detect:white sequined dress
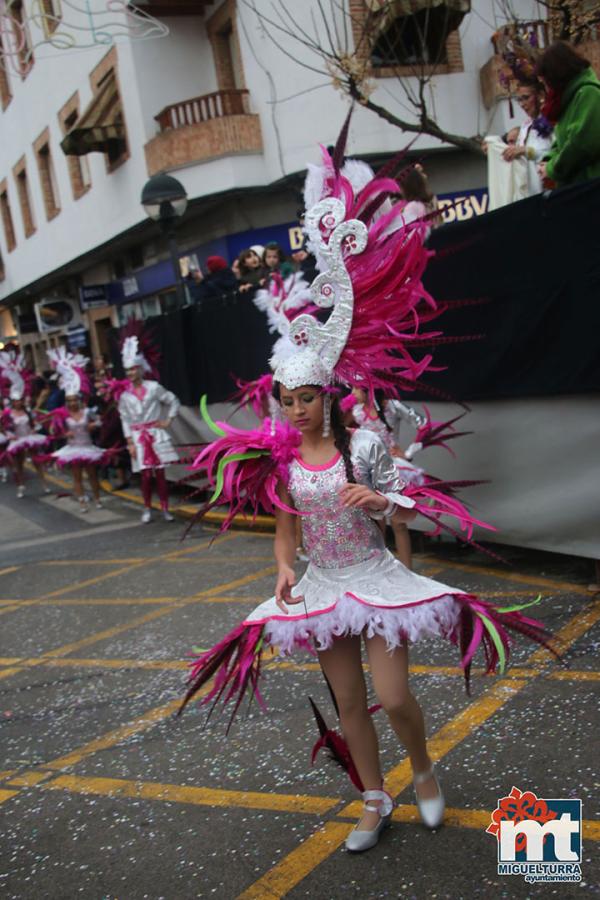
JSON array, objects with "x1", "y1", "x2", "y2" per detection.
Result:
[
  {"x1": 244, "y1": 430, "x2": 470, "y2": 654},
  {"x1": 52, "y1": 409, "x2": 105, "y2": 466},
  {"x1": 6, "y1": 412, "x2": 49, "y2": 455}
]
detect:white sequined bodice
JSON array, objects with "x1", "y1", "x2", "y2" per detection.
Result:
[
  {"x1": 288, "y1": 454, "x2": 385, "y2": 569},
  {"x1": 67, "y1": 411, "x2": 94, "y2": 447},
  {"x1": 11, "y1": 412, "x2": 33, "y2": 439}
]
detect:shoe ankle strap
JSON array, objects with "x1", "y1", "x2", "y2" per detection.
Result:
[
  {"x1": 413, "y1": 766, "x2": 435, "y2": 785},
  {"x1": 362, "y1": 789, "x2": 393, "y2": 816}
]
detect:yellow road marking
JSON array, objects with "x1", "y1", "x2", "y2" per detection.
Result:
[
  {"x1": 0, "y1": 658, "x2": 22, "y2": 665},
  {"x1": 432, "y1": 558, "x2": 591, "y2": 596},
  {"x1": 0, "y1": 566, "x2": 20, "y2": 576},
  {"x1": 549, "y1": 669, "x2": 600, "y2": 681},
  {"x1": 0, "y1": 602, "x2": 37, "y2": 616},
  {"x1": 41, "y1": 559, "x2": 148, "y2": 566},
  {"x1": 45, "y1": 699, "x2": 182, "y2": 771},
  {"x1": 0, "y1": 789, "x2": 19, "y2": 805},
  {"x1": 43, "y1": 657, "x2": 188, "y2": 671},
  {"x1": 0, "y1": 597, "x2": 180, "y2": 608},
  {"x1": 0, "y1": 562, "x2": 276, "y2": 682},
  {"x1": 43, "y1": 775, "x2": 339, "y2": 815},
  {"x1": 0, "y1": 770, "x2": 17, "y2": 781},
  {"x1": 528, "y1": 598, "x2": 600, "y2": 664},
  {"x1": 388, "y1": 804, "x2": 600, "y2": 840},
  {"x1": 236, "y1": 822, "x2": 351, "y2": 900},
  {"x1": 7, "y1": 771, "x2": 52, "y2": 787}
]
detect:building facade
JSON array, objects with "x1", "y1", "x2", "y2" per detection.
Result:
[{"x1": 0, "y1": 0, "x2": 544, "y2": 368}]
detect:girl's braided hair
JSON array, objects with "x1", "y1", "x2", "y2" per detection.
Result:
[
  {"x1": 272, "y1": 383, "x2": 356, "y2": 484},
  {"x1": 374, "y1": 388, "x2": 391, "y2": 432}
]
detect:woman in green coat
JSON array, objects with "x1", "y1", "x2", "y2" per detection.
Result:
[{"x1": 536, "y1": 41, "x2": 600, "y2": 188}]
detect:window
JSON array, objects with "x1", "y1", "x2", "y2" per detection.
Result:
[
  {"x1": 9, "y1": 1, "x2": 34, "y2": 76},
  {"x1": 0, "y1": 42, "x2": 12, "y2": 109},
  {"x1": 371, "y1": 8, "x2": 452, "y2": 67},
  {"x1": 34, "y1": 130, "x2": 61, "y2": 220},
  {"x1": 0, "y1": 182, "x2": 16, "y2": 251},
  {"x1": 208, "y1": 0, "x2": 245, "y2": 91},
  {"x1": 350, "y1": 1, "x2": 465, "y2": 77},
  {"x1": 40, "y1": 0, "x2": 61, "y2": 37},
  {"x1": 13, "y1": 158, "x2": 36, "y2": 238},
  {"x1": 58, "y1": 94, "x2": 92, "y2": 200}
]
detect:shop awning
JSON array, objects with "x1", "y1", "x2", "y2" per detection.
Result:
[{"x1": 60, "y1": 71, "x2": 126, "y2": 157}]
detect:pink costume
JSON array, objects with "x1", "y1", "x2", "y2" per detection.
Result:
[
  {"x1": 51, "y1": 408, "x2": 105, "y2": 467},
  {"x1": 6, "y1": 411, "x2": 48, "y2": 456},
  {"x1": 118, "y1": 380, "x2": 179, "y2": 474},
  {"x1": 181, "y1": 143, "x2": 556, "y2": 727},
  {"x1": 352, "y1": 401, "x2": 425, "y2": 487},
  {"x1": 244, "y1": 429, "x2": 463, "y2": 654}
]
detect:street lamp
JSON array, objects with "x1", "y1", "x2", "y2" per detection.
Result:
[{"x1": 141, "y1": 173, "x2": 189, "y2": 307}]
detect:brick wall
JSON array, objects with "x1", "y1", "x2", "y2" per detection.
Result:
[{"x1": 145, "y1": 114, "x2": 263, "y2": 176}]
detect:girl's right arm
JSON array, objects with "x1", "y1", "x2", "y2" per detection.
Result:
[{"x1": 274, "y1": 482, "x2": 301, "y2": 613}]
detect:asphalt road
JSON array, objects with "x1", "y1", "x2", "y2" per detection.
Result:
[{"x1": 0, "y1": 471, "x2": 598, "y2": 899}]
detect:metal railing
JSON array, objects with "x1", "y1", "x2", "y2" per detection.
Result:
[{"x1": 155, "y1": 89, "x2": 250, "y2": 132}]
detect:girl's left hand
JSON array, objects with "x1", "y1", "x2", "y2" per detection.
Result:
[{"x1": 339, "y1": 483, "x2": 387, "y2": 512}]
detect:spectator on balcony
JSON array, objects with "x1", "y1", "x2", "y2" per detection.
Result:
[
  {"x1": 535, "y1": 41, "x2": 600, "y2": 188},
  {"x1": 191, "y1": 256, "x2": 237, "y2": 303},
  {"x1": 237, "y1": 248, "x2": 267, "y2": 294},
  {"x1": 263, "y1": 242, "x2": 294, "y2": 280},
  {"x1": 501, "y1": 81, "x2": 553, "y2": 196}
]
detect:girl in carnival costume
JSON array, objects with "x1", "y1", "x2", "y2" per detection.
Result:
[
  {"x1": 117, "y1": 326, "x2": 180, "y2": 524},
  {"x1": 181, "y1": 144, "x2": 558, "y2": 853},
  {"x1": 349, "y1": 387, "x2": 473, "y2": 568},
  {"x1": 47, "y1": 349, "x2": 106, "y2": 513},
  {"x1": 0, "y1": 350, "x2": 50, "y2": 498}
]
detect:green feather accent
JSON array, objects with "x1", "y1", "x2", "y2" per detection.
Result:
[
  {"x1": 254, "y1": 633, "x2": 265, "y2": 656},
  {"x1": 199, "y1": 394, "x2": 225, "y2": 437},
  {"x1": 495, "y1": 594, "x2": 542, "y2": 614},
  {"x1": 479, "y1": 613, "x2": 507, "y2": 673},
  {"x1": 210, "y1": 450, "x2": 265, "y2": 504}
]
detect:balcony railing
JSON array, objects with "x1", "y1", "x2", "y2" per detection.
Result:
[{"x1": 155, "y1": 89, "x2": 250, "y2": 132}]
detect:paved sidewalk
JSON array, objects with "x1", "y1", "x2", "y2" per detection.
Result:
[{"x1": 0, "y1": 477, "x2": 598, "y2": 899}]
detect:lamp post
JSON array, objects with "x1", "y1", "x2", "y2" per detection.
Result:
[{"x1": 141, "y1": 174, "x2": 189, "y2": 307}]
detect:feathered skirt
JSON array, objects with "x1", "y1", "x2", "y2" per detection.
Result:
[
  {"x1": 52, "y1": 444, "x2": 105, "y2": 467},
  {"x1": 180, "y1": 548, "x2": 557, "y2": 724},
  {"x1": 7, "y1": 434, "x2": 50, "y2": 455},
  {"x1": 244, "y1": 549, "x2": 463, "y2": 653}
]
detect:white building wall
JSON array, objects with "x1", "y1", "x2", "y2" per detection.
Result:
[{"x1": 0, "y1": 0, "x2": 545, "y2": 302}]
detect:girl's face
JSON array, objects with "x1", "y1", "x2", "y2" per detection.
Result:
[
  {"x1": 66, "y1": 395, "x2": 81, "y2": 412},
  {"x1": 264, "y1": 249, "x2": 280, "y2": 269},
  {"x1": 126, "y1": 365, "x2": 143, "y2": 385},
  {"x1": 279, "y1": 384, "x2": 324, "y2": 433},
  {"x1": 12, "y1": 399, "x2": 24, "y2": 411},
  {"x1": 352, "y1": 387, "x2": 367, "y2": 404},
  {"x1": 246, "y1": 251, "x2": 260, "y2": 269}
]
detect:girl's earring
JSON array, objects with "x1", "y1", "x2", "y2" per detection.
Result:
[{"x1": 322, "y1": 393, "x2": 331, "y2": 437}]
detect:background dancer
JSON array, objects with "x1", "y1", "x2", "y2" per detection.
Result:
[
  {"x1": 118, "y1": 333, "x2": 180, "y2": 523},
  {"x1": 48, "y1": 349, "x2": 105, "y2": 513},
  {"x1": 0, "y1": 350, "x2": 50, "y2": 498}
]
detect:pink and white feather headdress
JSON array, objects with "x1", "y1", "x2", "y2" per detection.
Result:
[
  {"x1": 119, "y1": 321, "x2": 161, "y2": 379},
  {"x1": 0, "y1": 349, "x2": 32, "y2": 401},
  {"x1": 47, "y1": 347, "x2": 90, "y2": 397},
  {"x1": 272, "y1": 145, "x2": 439, "y2": 397}
]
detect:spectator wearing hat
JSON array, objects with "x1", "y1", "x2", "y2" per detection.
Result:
[{"x1": 190, "y1": 256, "x2": 237, "y2": 303}]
